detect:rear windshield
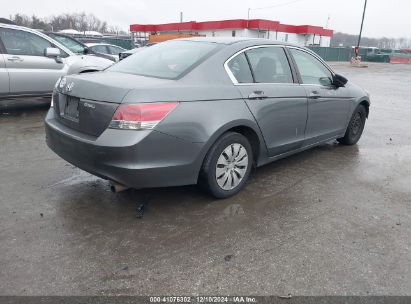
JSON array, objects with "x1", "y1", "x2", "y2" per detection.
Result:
[{"x1": 108, "y1": 40, "x2": 219, "y2": 79}]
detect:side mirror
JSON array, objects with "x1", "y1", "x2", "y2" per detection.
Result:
[
  {"x1": 83, "y1": 47, "x2": 90, "y2": 55},
  {"x1": 333, "y1": 73, "x2": 348, "y2": 87},
  {"x1": 45, "y1": 47, "x2": 61, "y2": 58}
]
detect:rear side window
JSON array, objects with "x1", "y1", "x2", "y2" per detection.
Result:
[
  {"x1": 246, "y1": 47, "x2": 293, "y2": 83},
  {"x1": 0, "y1": 28, "x2": 53, "y2": 56},
  {"x1": 227, "y1": 53, "x2": 253, "y2": 83},
  {"x1": 109, "y1": 40, "x2": 219, "y2": 79}
]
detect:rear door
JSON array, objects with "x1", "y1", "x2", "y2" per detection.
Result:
[
  {"x1": 226, "y1": 45, "x2": 308, "y2": 156},
  {"x1": 288, "y1": 48, "x2": 352, "y2": 145},
  {"x1": 0, "y1": 27, "x2": 66, "y2": 95}
]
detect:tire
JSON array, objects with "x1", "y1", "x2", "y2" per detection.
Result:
[
  {"x1": 337, "y1": 104, "x2": 367, "y2": 145},
  {"x1": 201, "y1": 132, "x2": 253, "y2": 199}
]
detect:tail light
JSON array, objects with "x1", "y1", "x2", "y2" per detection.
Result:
[{"x1": 109, "y1": 102, "x2": 179, "y2": 130}]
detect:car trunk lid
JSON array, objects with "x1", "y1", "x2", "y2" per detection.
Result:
[{"x1": 54, "y1": 71, "x2": 173, "y2": 137}]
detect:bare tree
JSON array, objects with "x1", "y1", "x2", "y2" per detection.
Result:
[
  {"x1": 9, "y1": 12, "x2": 123, "y2": 34},
  {"x1": 331, "y1": 32, "x2": 410, "y2": 49}
]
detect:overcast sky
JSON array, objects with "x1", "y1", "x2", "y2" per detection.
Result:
[{"x1": 3, "y1": 0, "x2": 408, "y2": 38}]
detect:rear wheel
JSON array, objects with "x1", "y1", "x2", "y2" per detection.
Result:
[
  {"x1": 201, "y1": 132, "x2": 253, "y2": 199},
  {"x1": 337, "y1": 104, "x2": 367, "y2": 145}
]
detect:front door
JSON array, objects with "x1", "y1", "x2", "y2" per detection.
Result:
[
  {"x1": 288, "y1": 48, "x2": 352, "y2": 145},
  {"x1": 0, "y1": 27, "x2": 66, "y2": 95},
  {"x1": 226, "y1": 46, "x2": 308, "y2": 156}
]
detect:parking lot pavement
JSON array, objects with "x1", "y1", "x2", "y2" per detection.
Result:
[{"x1": 0, "y1": 63, "x2": 410, "y2": 296}]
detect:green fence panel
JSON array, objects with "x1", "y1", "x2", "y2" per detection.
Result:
[
  {"x1": 102, "y1": 38, "x2": 134, "y2": 50},
  {"x1": 307, "y1": 47, "x2": 410, "y2": 62},
  {"x1": 307, "y1": 47, "x2": 354, "y2": 62}
]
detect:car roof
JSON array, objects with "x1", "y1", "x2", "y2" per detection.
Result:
[
  {"x1": 0, "y1": 22, "x2": 31, "y2": 31},
  {"x1": 0, "y1": 18, "x2": 16, "y2": 25}
]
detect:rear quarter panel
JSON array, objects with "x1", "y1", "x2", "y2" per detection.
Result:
[{"x1": 155, "y1": 98, "x2": 268, "y2": 168}]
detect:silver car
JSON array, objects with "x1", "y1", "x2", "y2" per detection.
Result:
[
  {"x1": 85, "y1": 43, "x2": 126, "y2": 62},
  {"x1": 45, "y1": 38, "x2": 370, "y2": 198},
  {"x1": 0, "y1": 23, "x2": 113, "y2": 104}
]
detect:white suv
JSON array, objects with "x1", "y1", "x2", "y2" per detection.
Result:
[{"x1": 0, "y1": 23, "x2": 113, "y2": 104}]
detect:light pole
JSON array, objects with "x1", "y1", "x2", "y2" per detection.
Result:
[{"x1": 357, "y1": 0, "x2": 368, "y2": 48}]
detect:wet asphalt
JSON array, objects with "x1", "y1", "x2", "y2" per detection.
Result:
[{"x1": 0, "y1": 63, "x2": 410, "y2": 296}]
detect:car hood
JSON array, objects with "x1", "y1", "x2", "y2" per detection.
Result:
[{"x1": 65, "y1": 55, "x2": 114, "y2": 75}]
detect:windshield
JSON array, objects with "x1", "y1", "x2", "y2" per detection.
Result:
[
  {"x1": 49, "y1": 34, "x2": 85, "y2": 54},
  {"x1": 108, "y1": 40, "x2": 220, "y2": 79}
]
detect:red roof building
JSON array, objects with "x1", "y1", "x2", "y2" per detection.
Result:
[{"x1": 130, "y1": 19, "x2": 333, "y2": 46}]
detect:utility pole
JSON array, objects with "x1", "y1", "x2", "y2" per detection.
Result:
[
  {"x1": 180, "y1": 12, "x2": 183, "y2": 23},
  {"x1": 357, "y1": 0, "x2": 368, "y2": 48}
]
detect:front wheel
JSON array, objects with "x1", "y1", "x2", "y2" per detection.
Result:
[
  {"x1": 337, "y1": 104, "x2": 367, "y2": 145},
  {"x1": 201, "y1": 132, "x2": 253, "y2": 199}
]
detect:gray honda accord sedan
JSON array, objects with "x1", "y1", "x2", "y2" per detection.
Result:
[{"x1": 45, "y1": 37, "x2": 370, "y2": 198}]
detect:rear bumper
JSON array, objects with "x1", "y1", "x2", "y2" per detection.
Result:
[{"x1": 45, "y1": 110, "x2": 205, "y2": 189}]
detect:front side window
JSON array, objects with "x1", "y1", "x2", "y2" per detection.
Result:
[
  {"x1": 0, "y1": 28, "x2": 53, "y2": 56},
  {"x1": 227, "y1": 53, "x2": 253, "y2": 83},
  {"x1": 290, "y1": 48, "x2": 333, "y2": 86},
  {"x1": 109, "y1": 40, "x2": 219, "y2": 79},
  {"x1": 246, "y1": 47, "x2": 293, "y2": 84}
]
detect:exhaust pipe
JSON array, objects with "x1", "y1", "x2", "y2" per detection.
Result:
[{"x1": 110, "y1": 182, "x2": 129, "y2": 193}]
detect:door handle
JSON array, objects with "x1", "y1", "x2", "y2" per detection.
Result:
[
  {"x1": 248, "y1": 91, "x2": 267, "y2": 100},
  {"x1": 309, "y1": 90, "x2": 320, "y2": 99},
  {"x1": 7, "y1": 56, "x2": 24, "y2": 62}
]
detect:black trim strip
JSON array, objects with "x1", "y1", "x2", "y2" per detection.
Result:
[
  {"x1": 285, "y1": 47, "x2": 303, "y2": 84},
  {"x1": 244, "y1": 52, "x2": 256, "y2": 83},
  {"x1": 284, "y1": 47, "x2": 300, "y2": 84}
]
